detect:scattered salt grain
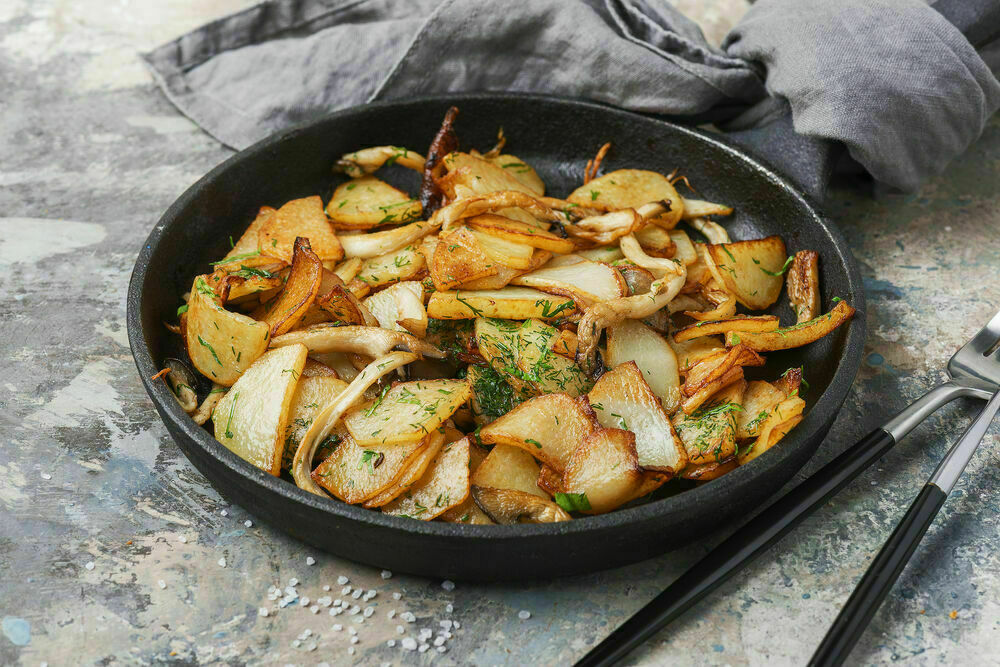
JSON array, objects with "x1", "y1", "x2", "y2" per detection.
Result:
[
  {"x1": 364, "y1": 607, "x2": 374, "y2": 618},
  {"x1": 332, "y1": 624, "x2": 342, "y2": 632},
  {"x1": 347, "y1": 647, "x2": 355, "y2": 655},
  {"x1": 310, "y1": 606, "x2": 320, "y2": 614},
  {"x1": 352, "y1": 589, "x2": 363, "y2": 600},
  {"x1": 419, "y1": 629, "x2": 432, "y2": 641},
  {"x1": 337, "y1": 575, "x2": 349, "y2": 585},
  {"x1": 291, "y1": 639, "x2": 300, "y2": 648},
  {"x1": 354, "y1": 616, "x2": 365, "y2": 624},
  {"x1": 441, "y1": 580, "x2": 455, "y2": 591},
  {"x1": 387, "y1": 640, "x2": 396, "y2": 647},
  {"x1": 220, "y1": 509, "x2": 228, "y2": 517},
  {"x1": 258, "y1": 607, "x2": 269, "y2": 617},
  {"x1": 40, "y1": 473, "x2": 51, "y2": 480},
  {"x1": 306, "y1": 642, "x2": 317, "y2": 652},
  {"x1": 178, "y1": 536, "x2": 187, "y2": 544},
  {"x1": 439, "y1": 620, "x2": 453, "y2": 631},
  {"x1": 445, "y1": 603, "x2": 454, "y2": 613},
  {"x1": 217, "y1": 558, "x2": 227, "y2": 568},
  {"x1": 418, "y1": 644, "x2": 429, "y2": 653},
  {"x1": 454, "y1": 621, "x2": 460, "y2": 629},
  {"x1": 306, "y1": 556, "x2": 316, "y2": 566},
  {"x1": 289, "y1": 577, "x2": 299, "y2": 587},
  {"x1": 302, "y1": 629, "x2": 312, "y2": 638},
  {"x1": 393, "y1": 592, "x2": 402, "y2": 600},
  {"x1": 381, "y1": 569, "x2": 393, "y2": 579},
  {"x1": 318, "y1": 596, "x2": 332, "y2": 607},
  {"x1": 244, "y1": 520, "x2": 253, "y2": 528},
  {"x1": 350, "y1": 636, "x2": 359, "y2": 645},
  {"x1": 300, "y1": 597, "x2": 311, "y2": 607},
  {"x1": 518, "y1": 610, "x2": 531, "y2": 620},
  {"x1": 85, "y1": 561, "x2": 95, "y2": 571},
  {"x1": 400, "y1": 611, "x2": 416, "y2": 623},
  {"x1": 401, "y1": 638, "x2": 417, "y2": 651},
  {"x1": 434, "y1": 636, "x2": 445, "y2": 647},
  {"x1": 348, "y1": 627, "x2": 357, "y2": 636},
  {"x1": 158, "y1": 580, "x2": 166, "y2": 590},
  {"x1": 396, "y1": 625, "x2": 404, "y2": 635},
  {"x1": 437, "y1": 646, "x2": 447, "y2": 654},
  {"x1": 323, "y1": 585, "x2": 331, "y2": 591},
  {"x1": 341, "y1": 586, "x2": 352, "y2": 595},
  {"x1": 387, "y1": 610, "x2": 396, "y2": 619}
]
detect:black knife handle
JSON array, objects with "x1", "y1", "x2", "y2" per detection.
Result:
[
  {"x1": 809, "y1": 484, "x2": 948, "y2": 667},
  {"x1": 575, "y1": 428, "x2": 896, "y2": 667}
]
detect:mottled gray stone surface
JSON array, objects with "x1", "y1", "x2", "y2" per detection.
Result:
[{"x1": 2, "y1": 1, "x2": 998, "y2": 665}]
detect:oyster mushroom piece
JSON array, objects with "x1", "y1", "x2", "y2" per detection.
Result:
[
  {"x1": 470, "y1": 486, "x2": 571, "y2": 524},
  {"x1": 270, "y1": 325, "x2": 444, "y2": 360},
  {"x1": 334, "y1": 146, "x2": 426, "y2": 178}
]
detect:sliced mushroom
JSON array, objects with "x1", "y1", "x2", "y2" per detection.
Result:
[
  {"x1": 270, "y1": 324, "x2": 444, "y2": 359},
  {"x1": 162, "y1": 357, "x2": 199, "y2": 413},
  {"x1": 431, "y1": 191, "x2": 562, "y2": 233},
  {"x1": 687, "y1": 216, "x2": 729, "y2": 244},
  {"x1": 292, "y1": 351, "x2": 417, "y2": 495},
  {"x1": 470, "y1": 485, "x2": 571, "y2": 524},
  {"x1": 338, "y1": 220, "x2": 436, "y2": 259},
  {"x1": 334, "y1": 145, "x2": 426, "y2": 178},
  {"x1": 191, "y1": 383, "x2": 226, "y2": 425},
  {"x1": 420, "y1": 106, "x2": 460, "y2": 215},
  {"x1": 787, "y1": 250, "x2": 820, "y2": 323}
]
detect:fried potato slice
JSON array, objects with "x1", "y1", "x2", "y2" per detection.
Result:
[
  {"x1": 516, "y1": 319, "x2": 593, "y2": 397},
  {"x1": 382, "y1": 437, "x2": 471, "y2": 520},
  {"x1": 185, "y1": 275, "x2": 270, "y2": 386},
  {"x1": 471, "y1": 443, "x2": 548, "y2": 498},
  {"x1": 315, "y1": 281, "x2": 374, "y2": 327},
  {"x1": 470, "y1": 228, "x2": 536, "y2": 270},
  {"x1": 362, "y1": 429, "x2": 447, "y2": 508},
  {"x1": 347, "y1": 243, "x2": 426, "y2": 298},
  {"x1": 343, "y1": 378, "x2": 471, "y2": 447},
  {"x1": 511, "y1": 259, "x2": 628, "y2": 306},
  {"x1": 326, "y1": 175, "x2": 421, "y2": 228},
  {"x1": 567, "y1": 169, "x2": 683, "y2": 228},
  {"x1": 682, "y1": 456, "x2": 737, "y2": 481},
  {"x1": 466, "y1": 213, "x2": 574, "y2": 254},
  {"x1": 261, "y1": 237, "x2": 323, "y2": 337},
  {"x1": 482, "y1": 153, "x2": 546, "y2": 195},
  {"x1": 441, "y1": 152, "x2": 542, "y2": 197},
  {"x1": 439, "y1": 443, "x2": 495, "y2": 524},
  {"x1": 258, "y1": 196, "x2": 344, "y2": 263},
  {"x1": 606, "y1": 319, "x2": 681, "y2": 413},
  {"x1": 363, "y1": 281, "x2": 426, "y2": 336},
  {"x1": 673, "y1": 315, "x2": 780, "y2": 343},
  {"x1": 281, "y1": 375, "x2": 349, "y2": 470},
  {"x1": 460, "y1": 248, "x2": 552, "y2": 290},
  {"x1": 669, "y1": 335, "x2": 726, "y2": 373},
  {"x1": 334, "y1": 145, "x2": 425, "y2": 177},
  {"x1": 536, "y1": 465, "x2": 563, "y2": 496},
  {"x1": 332, "y1": 257, "x2": 363, "y2": 283},
  {"x1": 725, "y1": 301, "x2": 856, "y2": 351},
  {"x1": 431, "y1": 227, "x2": 499, "y2": 290},
  {"x1": 311, "y1": 432, "x2": 427, "y2": 504},
  {"x1": 672, "y1": 381, "x2": 744, "y2": 465},
  {"x1": 787, "y1": 250, "x2": 820, "y2": 323},
  {"x1": 739, "y1": 414, "x2": 803, "y2": 465},
  {"x1": 682, "y1": 344, "x2": 764, "y2": 398},
  {"x1": 576, "y1": 246, "x2": 624, "y2": 263},
  {"x1": 680, "y1": 197, "x2": 733, "y2": 219},
  {"x1": 704, "y1": 236, "x2": 787, "y2": 310},
  {"x1": 478, "y1": 393, "x2": 596, "y2": 473},
  {"x1": 634, "y1": 224, "x2": 677, "y2": 258},
  {"x1": 587, "y1": 362, "x2": 687, "y2": 473},
  {"x1": 562, "y1": 428, "x2": 643, "y2": 514},
  {"x1": 339, "y1": 221, "x2": 435, "y2": 259},
  {"x1": 474, "y1": 317, "x2": 534, "y2": 399},
  {"x1": 224, "y1": 206, "x2": 275, "y2": 259},
  {"x1": 551, "y1": 328, "x2": 579, "y2": 359},
  {"x1": 735, "y1": 380, "x2": 790, "y2": 440},
  {"x1": 212, "y1": 343, "x2": 307, "y2": 475},
  {"x1": 427, "y1": 287, "x2": 576, "y2": 321}
]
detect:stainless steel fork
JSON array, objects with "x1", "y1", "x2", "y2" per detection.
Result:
[
  {"x1": 811, "y1": 309, "x2": 1000, "y2": 666},
  {"x1": 577, "y1": 307, "x2": 1000, "y2": 667}
]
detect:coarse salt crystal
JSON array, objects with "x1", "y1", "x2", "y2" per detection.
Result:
[
  {"x1": 387, "y1": 640, "x2": 396, "y2": 647},
  {"x1": 434, "y1": 636, "x2": 445, "y2": 647},
  {"x1": 396, "y1": 625, "x2": 404, "y2": 634},
  {"x1": 85, "y1": 561, "x2": 95, "y2": 571},
  {"x1": 291, "y1": 639, "x2": 300, "y2": 648},
  {"x1": 401, "y1": 612, "x2": 416, "y2": 623},
  {"x1": 332, "y1": 624, "x2": 342, "y2": 631},
  {"x1": 364, "y1": 607, "x2": 374, "y2": 618},
  {"x1": 306, "y1": 556, "x2": 316, "y2": 566},
  {"x1": 221, "y1": 509, "x2": 228, "y2": 517},
  {"x1": 218, "y1": 558, "x2": 227, "y2": 568},
  {"x1": 354, "y1": 616, "x2": 365, "y2": 624},
  {"x1": 158, "y1": 580, "x2": 166, "y2": 590},
  {"x1": 401, "y1": 638, "x2": 417, "y2": 651},
  {"x1": 437, "y1": 646, "x2": 447, "y2": 654},
  {"x1": 300, "y1": 597, "x2": 311, "y2": 606},
  {"x1": 310, "y1": 606, "x2": 320, "y2": 614},
  {"x1": 347, "y1": 647, "x2": 355, "y2": 655},
  {"x1": 393, "y1": 592, "x2": 402, "y2": 600},
  {"x1": 518, "y1": 610, "x2": 531, "y2": 620},
  {"x1": 350, "y1": 636, "x2": 359, "y2": 645},
  {"x1": 352, "y1": 589, "x2": 363, "y2": 600},
  {"x1": 244, "y1": 520, "x2": 253, "y2": 528},
  {"x1": 319, "y1": 596, "x2": 332, "y2": 607},
  {"x1": 441, "y1": 580, "x2": 455, "y2": 591},
  {"x1": 289, "y1": 578, "x2": 299, "y2": 587},
  {"x1": 41, "y1": 473, "x2": 52, "y2": 480},
  {"x1": 337, "y1": 575, "x2": 349, "y2": 585},
  {"x1": 445, "y1": 603, "x2": 454, "y2": 613},
  {"x1": 178, "y1": 536, "x2": 187, "y2": 543},
  {"x1": 418, "y1": 644, "x2": 429, "y2": 653},
  {"x1": 348, "y1": 627, "x2": 357, "y2": 636},
  {"x1": 323, "y1": 585, "x2": 331, "y2": 591},
  {"x1": 258, "y1": 607, "x2": 269, "y2": 617},
  {"x1": 440, "y1": 620, "x2": 453, "y2": 630},
  {"x1": 341, "y1": 586, "x2": 352, "y2": 595},
  {"x1": 453, "y1": 621, "x2": 460, "y2": 629},
  {"x1": 302, "y1": 629, "x2": 312, "y2": 638},
  {"x1": 381, "y1": 570, "x2": 392, "y2": 579},
  {"x1": 306, "y1": 642, "x2": 317, "y2": 652},
  {"x1": 387, "y1": 610, "x2": 396, "y2": 619}
]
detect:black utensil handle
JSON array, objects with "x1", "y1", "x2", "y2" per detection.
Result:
[
  {"x1": 809, "y1": 484, "x2": 948, "y2": 667},
  {"x1": 575, "y1": 428, "x2": 896, "y2": 667}
]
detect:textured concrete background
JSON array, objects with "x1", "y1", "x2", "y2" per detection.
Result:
[{"x1": 2, "y1": 1, "x2": 999, "y2": 665}]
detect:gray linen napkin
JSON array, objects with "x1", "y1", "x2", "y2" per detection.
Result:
[{"x1": 143, "y1": 0, "x2": 1000, "y2": 194}]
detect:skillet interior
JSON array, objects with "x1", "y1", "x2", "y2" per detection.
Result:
[{"x1": 127, "y1": 94, "x2": 865, "y2": 581}]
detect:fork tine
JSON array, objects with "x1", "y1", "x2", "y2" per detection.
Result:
[{"x1": 962, "y1": 307, "x2": 1000, "y2": 356}]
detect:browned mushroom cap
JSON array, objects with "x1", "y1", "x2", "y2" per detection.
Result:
[
  {"x1": 270, "y1": 324, "x2": 444, "y2": 359},
  {"x1": 470, "y1": 485, "x2": 571, "y2": 524}
]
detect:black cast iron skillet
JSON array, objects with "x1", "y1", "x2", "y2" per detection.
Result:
[{"x1": 127, "y1": 94, "x2": 865, "y2": 581}]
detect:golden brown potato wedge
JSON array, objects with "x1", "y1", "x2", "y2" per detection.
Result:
[
  {"x1": 347, "y1": 243, "x2": 426, "y2": 298},
  {"x1": 212, "y1": 343, "x2": 308, "y2": 475},
  {"x1": 682, "y1": 456, "x2": 737, "y2": 481},
  {"x1": 680, "y1": 366, "x2": 744, "y2": 415},
  {"x1": 362, "y1": 429, "x2": 447, "y2": 508},
  {"x1": 735, "y1": 380, "x2": 789, "y2": 440},
  {"x1": 511, "y1": 259, "x2": 627, "y2": 306},
  {"x1": 606, "y1": 319, "x2": 681, "y2": 413},
  {"x1": 536, "y1": 465, "x2": 563, "y2": 496},
  {"x1": 669, "y1": 335, "x2": 726, "y2": 374},
  {"x1": 427, "y1": 287, "x2": 576, "y2": 321},
  {"x1": 461, "y1": 249, "x2": 552, "y2": 290},
  {"x1": 470, "y1": 228, "x2": 536, "y2": 270},
  {"x1": 185, "y1": 275, "x2": 269, "y2": 386},
  {"x1": 682, "y1": 344, "x2": 764, "y2": 398},
  {"x1": 551, "y1": 327, "x2": 579, "y2": 359},
  {"x1": 471, "y1": 443, "x2": 548, "y2": 498},
  {"x1": 382, "y1": 437, "x2": 471, "y2": 520},
  {"x1": 672, "y1": 380, "x2": 744, "y2": 465},
  {"x1": 326, "y1": 175, "x2": 421, "y2": 228},
  {"x1": 562, "y1": 428, "x2": 643, "y2": 514},
  {"x1": 725, "y1": 301, "x2": 856, "y2": 351},
  {"x1": 261, "y1": 237, "x2": 324, "y2": 337},
  {"x1": 739, "y1": 414, "x2": 803, "y2": 465},
  {"x1": 474, "y1": 317, "x2": 534, "y2": 398},
  {"x1": 440, "y1": 152, "x2": 542, "y2": 197},
  {"x1": 482, "y1": 153, "x2": 546, "y2": 195},
  {"x1": 673, "y1": 315, "x2": 780, "y2": 343},
  {"x1": 466, "y1": 214, "x2": 574, "y2": 254},
  {"x1": 431, "y1": 227, "x2": 499, "y2": 290},
  {"x1": 258, "y1": 196, "x2": 344, "y2": 263},
  {"x1": 439, "y1": 443, "x2": 495, "y2": 524},
  {"x1": 343, "y1": 378, "x2": 471, "y2": 446},
  {"x1": 478, "y1": 393, "x2": 596, "y2": 473},
  {"x1": 515, "y1": 319, "x2": 593, "y2": 397},
  {"x1": 704, "y1": 236, "x2": 787, "y2": 310},
  {"x1": 787, "y1": 250, "x2": 821, "y2": 323},
  {"x1": 332, "y1": 256, "x2": 363, "y2": 283},
  {"x1": 311, "y1": 432, "x2": 427, "y2": 504},
  {"x1": 586, "y1": 362, "x2": 687, "y2": 473},
  {"x1": 224, "y1": 206, "x2": 275, "y2": 259},
  {"x1": 567, "y1": 169, "x2": 683, "y2": 228}
]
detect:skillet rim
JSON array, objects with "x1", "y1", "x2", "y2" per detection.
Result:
[{"x1": 127, "y1": 92, "x2": 866, "y2": 542}]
